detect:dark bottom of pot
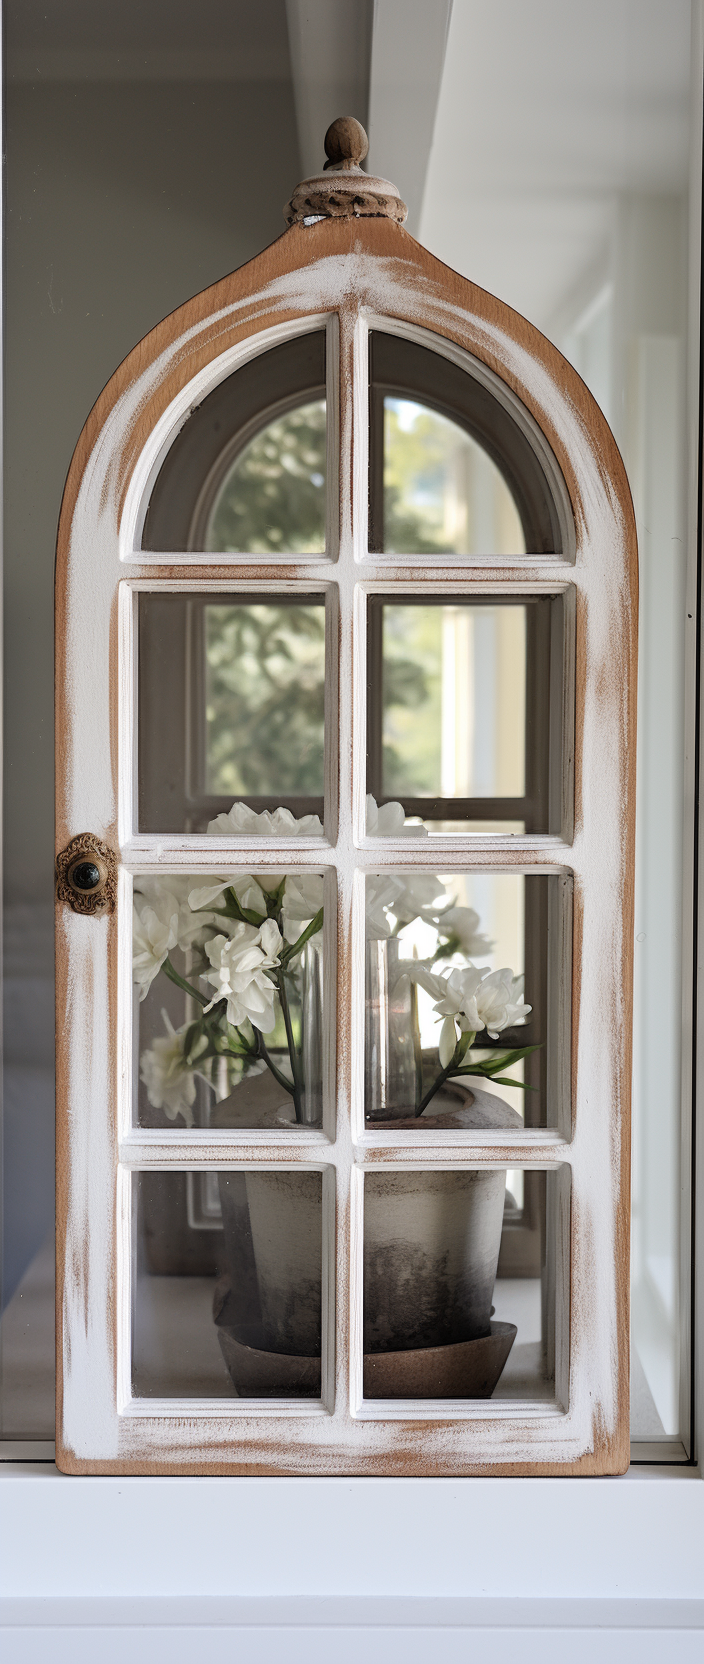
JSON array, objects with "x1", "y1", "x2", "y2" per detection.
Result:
[{"x1": 216, "y1": 1321, "x2": 517, "y2": 1400}]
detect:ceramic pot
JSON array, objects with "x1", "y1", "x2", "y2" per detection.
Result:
[
  {"x1": 364, "y1": 1085, "x2": 522, "y2": 1354},
  {"x1": 217, "y1": 1084, "x2": 521, "y2": 1376},
  {"x1": 218, "y1": 1168, "x2": 322, "y2": 1357},
  {"x1": 364, "y1": 1165, "x2": 506, "y2": 1352}
]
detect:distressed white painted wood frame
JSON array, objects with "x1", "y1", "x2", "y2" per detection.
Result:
[{"x1": 55, "y1": 217, "x2": 636, "y2": 1474}]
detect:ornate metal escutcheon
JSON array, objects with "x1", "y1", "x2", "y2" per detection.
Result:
[{"x1": 55, "y1": 833, "x2": 117, "y2": 915}]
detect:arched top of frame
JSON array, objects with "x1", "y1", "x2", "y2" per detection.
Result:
[{"x1": 55, "y1": 212, "x2": 637, "y2": 587}]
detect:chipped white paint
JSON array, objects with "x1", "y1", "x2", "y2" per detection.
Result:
[{"x1": 55, "y1": 220, "x2": 635, "y2": 1473}]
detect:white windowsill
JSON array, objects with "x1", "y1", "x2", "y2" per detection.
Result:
[{"x1": 1, "y1": 1464, "x2": 702, "y2": 1615}]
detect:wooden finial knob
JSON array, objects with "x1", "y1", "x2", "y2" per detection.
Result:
[{"x1": 324, "y1": 116, "x2": 369, "y2": 171}]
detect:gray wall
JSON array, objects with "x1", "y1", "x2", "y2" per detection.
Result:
[
  {"x1": 1, "y1": 45, "x2": 301, "y2": 1343},
  {"x1": 5, "y1": 71, "x2": 300, "y2": 906}
]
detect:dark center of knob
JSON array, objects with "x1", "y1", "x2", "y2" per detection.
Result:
[{"x1": 70, "y1": 860, "x2": 102, "y2": 892}]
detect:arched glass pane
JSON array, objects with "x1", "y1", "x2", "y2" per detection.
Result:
[
  {"x1": 141, "y1": 331, "x2": 327, "y2": 553},
  {"x1": 384, "y1": 399, "x2": 526, "y2": 556},
  {"x1": 204, "y1": 399, "x2": 327, "y2": 555},
  {"x1": 369, "y1": 332, "x2": 565, "y2": 555}
]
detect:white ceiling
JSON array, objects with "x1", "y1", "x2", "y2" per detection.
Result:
[{"x1": 419, "y1": 0, "x2": 692, "y2": 330}]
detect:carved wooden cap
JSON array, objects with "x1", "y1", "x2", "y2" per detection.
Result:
[{"x1": 285, "y1": 117, "x2": 408, "y2": 227}]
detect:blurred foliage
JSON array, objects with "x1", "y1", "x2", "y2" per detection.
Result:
[
  {"x1": 205, "y1": 604, "x2": 325, "y2": 795},
  {"x1": 202, "y1": 399, "x2": 457, "y2": 801},
  {"x1": 206, "y1": 401, "x2": 327, "y2": 555},
  {"x1": 383, "y1": 400, "x2": 455, "y2": 555}
]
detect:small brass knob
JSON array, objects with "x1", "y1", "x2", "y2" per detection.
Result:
[{"x1": 56, "y1": 834, "x2": 117, "y2": 915}]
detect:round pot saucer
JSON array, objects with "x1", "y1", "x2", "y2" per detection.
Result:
[{"x1": 216, "y1": 1321, "x2": 517, "y2": 1400}]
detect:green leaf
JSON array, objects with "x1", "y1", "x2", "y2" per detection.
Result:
[
  {"x1": 488, "y1": 1076, "x2": 537, "y2": 1091},
  {"x1": 453, "y1": 1028, "x2": 475, "y2": 1065},
  {"x1": 225, "y1": 889, "x2": 268, "y2": 927},
  {"x1": 280, "y1": 908, "x2": 324, "y2": 965},
  {"x1": 475, "y1": 1044, "x2": 542, "y2": 1073},
  {"x1": 266, "y1": 879, "x2": 287, "y2": 914},
  {"x1": 450, "y1": 1065, "x2": 536, "y2": 1091},
  {"x1": 183, "y1": 1020, "x2": 205, "y2": 1063}
]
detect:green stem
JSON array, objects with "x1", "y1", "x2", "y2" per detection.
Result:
[
  {"x1": 415, "y1": 1058, "x2": 457, "y2": 1117},
  {"x1": 162, "y1": 957, "x2": 209, "y2": 1006},
  {"x1": 255, "y1": 1029, "x2": 296, "y2": 1097},
  {"x1": 415, "y1": 1030, "x2": 475, "y2": 1118}
]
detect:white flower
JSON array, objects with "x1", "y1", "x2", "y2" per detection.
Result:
[
  {"x1": 433, "y1": 965, "x2": 487, "y2": 1031},
  {"x1": 434, "y1": 904, "x2": 494, "y2": 958},
  {"x1": 203, "y1": 918, "x2": 283, "y2": 1033},
  {"x1": 438, "y1": 1014, "x2": 459, "y2": 1068},
  {"x1": 281, "y1": 874, "x2": 325, "y2": 944},
  {"x1": 365, "y1": 875, "x2": 406, "y2": 940},
  {"x1": 392, "y1": 874, "x2": 445, "y2": 925},
  {"x1": 365, "y1": 874, "x2": 445, "y2": 941},
  {"x1": 140, "y1": 1012, "x2": 201, "y2": 1126},
  {"x1": 187, "y1": 879, "x2": 232, "y2": 913},
  {"x1": 132, "y1": 891, "x2": 180, "y2": 999},
  {"x1": 134, "y1": 877, "x2": 209, "y2": 957},
  {"x1": 472, "y1": 969, "x2": 531, "y2": 1039},
  {"x1": 187, "y1": 875, "x2": 269, "y2": 920},
  {"x1": 206, "y1": 803, "x2": 324, "y2": 837},
  {"x1": 366, "y1": 795, "x2": 428, "y2": 837},
  {"x1": 432, "y1": 965, "x2": 531, "y2": 1042},
  {"x1": 402, "y1": 962, "x2": 531, "y2": 1047}
]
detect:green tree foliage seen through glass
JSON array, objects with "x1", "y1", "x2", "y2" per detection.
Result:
[
  {"x1": 206, "y1": 401, "x2": 327, "y2": 554},
  {"x1": 205, "y1": 604, "x2": 325, "y2": 796}
]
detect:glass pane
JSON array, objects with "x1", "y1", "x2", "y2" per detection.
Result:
[
  {"x1": 369, "y1": 331, "x2": 563, "y2": 554},
  {"x1": 367, "y1": 597, "x2": 563, "y2": 834},
  {"x1": 133, "y1": 1169, "x2": 323, "y2": 1399},
  {"x1": 203, "y1": 602, "x2": 325, "y2": 797},
  {"x1": 364, "y1": 871, "x2": 555, "y2": 1128},
  {"x1": 362, "y1": 1166, "x2": 568, "y2": 1402},
  {"x1": 384, "y1": 398, "x2": 526, "y2": 555},
  {"x1": 141, "y1": 331, "x2": 327, "y2": 552},
  {"x1": 138, "y1": 593, "x2": 327, "y2": 833},
  {"x1": 383, "y1": 602, "x2": 525, "y2": 797},
  {"x1": 133, "y1": 870, "x2": 326, "y2": 1130},
  {"x1": 204, "y1": 401, "x2": 326, "y2": 554}
]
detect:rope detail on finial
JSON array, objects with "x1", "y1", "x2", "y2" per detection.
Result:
[{"x1": 284, "y1": 115, "x2": 407, "y2": 226}]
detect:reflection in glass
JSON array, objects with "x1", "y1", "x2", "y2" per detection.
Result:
[
  {"x1": 381, "y1": 602, "x2": 526, "y2": 801},
  {"x1": 364, "y1": 871, "x2": 550, "y2": 1126},
  {"x1": 132, "y1": 1169, "x2": 323, "y2": 1399},
  {"x1": 203, "y1": 602, "x2": 325, "y2": 799},
  {"x1": 204, "y1": 400, "x2": 326, "y2": 554},
  {"x1": 383, "y1": 398, "x2": 525, "y2": 555},
  {"x1": 362, "y1": 1167, "x2": 568, "y2": 1402},
  {"x1": 133, "y1": 871, "x2": 325, "y2": 1129}
]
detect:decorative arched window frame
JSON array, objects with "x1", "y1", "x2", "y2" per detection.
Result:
[{"x1": 55, "y1": 134, "x2": 636, "y2": 1477}]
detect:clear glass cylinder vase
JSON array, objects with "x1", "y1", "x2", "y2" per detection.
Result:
[
  {"x1": 365, "y1": 937, "x2": 420, "y2": 1120},
  {"x1": 299, "y1": 939, "x2": 323, "y2": 1126}
]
